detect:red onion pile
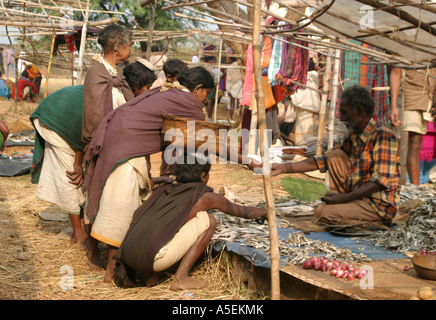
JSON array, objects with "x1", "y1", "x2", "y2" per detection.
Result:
[
  {"x1": 302, "y1": 256, "x2": 368, "y2": 281},
  {"x1": 419, "y1": 250, "x2": 436, "y2": 255}
]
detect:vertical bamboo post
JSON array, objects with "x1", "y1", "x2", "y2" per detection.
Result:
[
  {"x1": 400, "y1": 69, "x2": 407, "y2": 185},
  {"x1": 248, "y1": 89, "x2": 258, "y2": 155},
  {"x1": 316, "y1": 48, "x2": 333, "y2": 156},
  {"x1": 44, "y1": 33, "x2": 56, "y2": 98},
  {"x1": 198, "y1": 35, "x2": 203, "y2": 62},
  {"x1": 75, "y1": 0, "x2": 90, "y2": 85},
  {"x1": 253, "y1": 0, "x2": 280, "y2": 300},
  {"x1": 5, "y1": 11, "x2": 18, "y2": 108},
  {"x1": 14, "y1": 56, "x2": 18, "y2": 109},
  {"x1": 71, "y1": 64, "x2": 75, "y2": 86},
  {"x1": 146, "y1": 1, "x2": 156, "y2": 60},
  {"x1": 327, "y1": 49, "x2": 341, "y2": 149},
  {"x1": 213, "y1": 38, "x2": 223, "y2": 123}
]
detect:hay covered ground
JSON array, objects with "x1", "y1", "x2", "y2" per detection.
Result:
[{"x1": 0, "y1": 78, "x2": 292, "y2": 300}]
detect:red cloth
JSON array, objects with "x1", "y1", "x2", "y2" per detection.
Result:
[
  {"x1": 10, "y1": 79, "x2": 37, "y2": 101},
  {"x1": 64, "y1": 33, "x2": 75, "y2": 66}
]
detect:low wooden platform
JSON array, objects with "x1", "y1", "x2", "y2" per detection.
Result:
[{"x1": 227, "y1": 251, "x2": 436, "y2": 300}]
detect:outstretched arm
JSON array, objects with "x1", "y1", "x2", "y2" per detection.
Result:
[
  {"x1": 189, "y1": 192, "x2": 267, "y2": 221},
  {"x1": 269, "y1": 157, "x2": 318, "y2": 176}
]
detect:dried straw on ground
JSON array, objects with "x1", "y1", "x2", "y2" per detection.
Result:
[{"x1": 0, "y1": 174, "x2": 266, "y2": 300}]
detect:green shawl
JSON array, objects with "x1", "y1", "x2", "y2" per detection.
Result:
[{"x1": 30, "y1": 85, "x2": 84, "y2": 183}]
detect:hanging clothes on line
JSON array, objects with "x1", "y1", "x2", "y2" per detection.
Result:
[
  {"x1": 338, "y1": 39, "x2": 391, "y2": 126},
  {"x1": 275, "y1": 25, "x2": 310, "y2": 94},
  {"x1": 268, "y1": 21, "x2": 286, "y2": 87},
  {"x1": 240, "y1": 43, "x2": 254, "y2": 107}
]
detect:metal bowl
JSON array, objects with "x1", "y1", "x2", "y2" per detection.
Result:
[{"x1": 412, "y1": 255, "x2": 436, "y2": 281}]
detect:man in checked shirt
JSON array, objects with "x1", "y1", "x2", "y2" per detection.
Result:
[{"x1": 269, "y1": 85, "x2": 401, "y2": 226}]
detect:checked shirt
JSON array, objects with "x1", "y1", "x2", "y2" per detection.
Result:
[{"x1": 315, "y1": 118, "x2": 401, "y2": 220}]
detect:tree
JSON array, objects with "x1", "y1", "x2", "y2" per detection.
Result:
[{"x1": 89, "y1": 0, "x2": 200, "y2": 52}]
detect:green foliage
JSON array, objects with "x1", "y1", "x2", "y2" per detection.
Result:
[
  {"x1": 280, "y1": 177, "x2": 327, "y2": 202},
  {"x1": 89, "y1": 0, "x2": 206, "y2": 52},
  {"x1": 89, "y1": 0, "x2": 196, "y2": 31}
]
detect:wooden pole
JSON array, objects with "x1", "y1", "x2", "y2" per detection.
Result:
[
  {"x1": 327, "y1": 49, "x2": 341, "y2": 149},
  {"x1": 44, "y1": 33, "x2": 56, "y2": 98},
  {"x1": 248, "y1": 49, "x2": 258, "y2": 156},
  {"x1": 4, "y1": 25, "x2": 18, "y2": 108},
  {"x1": 316, "y1": 48, "x2": 333, "y2": 156},
  {"x1": 400, "y1": 69, "x2": 408, "y2": 185},
  {"x1": 146, "y1": 1, "x2": 156, "y2": 60},
  {"x1": 14, "y1": 56, "x2": 18, "y2": 108},
  {"x1": 75, "y1": 0, "x2": 90, "y2": 85},
  {"x1": 213, "y1": 38, "x2": 223, "y2": 123},
  {"x1": 253, "y1": 0, "x2": 280, "y2": 300}
]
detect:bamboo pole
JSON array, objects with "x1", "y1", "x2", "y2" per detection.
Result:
[
  {"x1": 146, "y1": 1, "x2": 156, "y2": 60},
  {"x1": 316, "y1": 47, "x2": 333, "y2": 156},
  {"x1": 4, "y1": 23, "x2": 18, "y2": 108},
  {"x1": 14, "y1": 56, "x2": 18, "y2": 108},
  {"x1": 213, "y1": 38, "x2": 223, "y2": 123},
  {"x1": 12, "y1": 0, "x2": 124, "y2": 15},
  {"x1": 44, "y1": 33, "x2": 56, "y2": 98},
  {"x1": 248, "y1": 58, "x2": 258, "y2": 156},
  {"x1": 399, "y1": 69, "x2": 408, "y2": 185},
  {"x1": 327, "y1": 49, "x2": 341, "y2": 149},
  {"x1": 75, "y1": 0, "x2": 90, "y2": 85},
  {"x1": 0, "y1": 17, "x2": 119, "y2": 29},
  {"x1": 252, "y1": 0, "x2": 280, "y2": 301}
]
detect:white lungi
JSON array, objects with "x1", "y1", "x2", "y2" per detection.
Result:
[
  {"x1": 33, "y1": 119, "x2": 85, "y2": 214},
  {"x1": 91, "y1": 156, "x2": 152, "y2": 247}
]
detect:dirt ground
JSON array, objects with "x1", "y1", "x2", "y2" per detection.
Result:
[{"x1": 0, "y1": 78, "x2": 303, "y2": 300}]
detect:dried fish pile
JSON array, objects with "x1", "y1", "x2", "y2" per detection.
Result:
[
  {"x1": 275, "y1": 199, "x2": 319, "y2": 217},
  {"x1": 210, "y1": 211, "x2": 371, "y2": 265},
  {"x1": 368, "y1": 197, "x2": 436, "y2": 253},
  {"x1": 399, "y1": 184, "x2": 436, "y2": 203},
  {"x1": 281, "y1": 232, "x2": 371, "y2": 264}
]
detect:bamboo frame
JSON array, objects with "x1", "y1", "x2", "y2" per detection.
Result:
[
  {"x1": 0, "y1": 0, "x2": 121, "y2": 96},
  {"x1": 252, "y1": 0, "x2": 281, "y2": 301},
  {"x1": 327, "y1": 49, "x2": 341, "y2": 149},
  {"x1": 0, "y1": 0, "x2": 434, "y2": 68},
  {"x1": 43, "y1": 32, "x2": 56, "y2": 98},
  {"x1": 2, "y1": 0, "x2": 435, "y2": 301},
  {"x1": 213, "y1": 38, "x2": 223, "y2": 122},
  {"x1": 316, "y1": 47, "x2": 333, "y2": 156},
  {"x1": 75, "y1": 0, "x2": 89, "y2": 85}
]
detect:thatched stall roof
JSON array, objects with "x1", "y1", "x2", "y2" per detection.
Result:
[
  {"x1": 144, "y1": 0, "x2": 435, "y2": 67},
  {"x1": 310, "y1": 0, "x2": 436, "y2": 67}
]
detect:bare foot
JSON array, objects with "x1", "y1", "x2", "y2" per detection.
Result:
[
  {"x1": 104, "y1": 267, "x2": 115, "y2": 283},
  {"x1": 70, "y1": 235, "x2": 89, "y2": 252},
  {"x1": 87, "y1": 252, "x2": 105, "y2": 271},
  {"x1": 170, "y1": 276, "x2": 208, "y2": 291}
]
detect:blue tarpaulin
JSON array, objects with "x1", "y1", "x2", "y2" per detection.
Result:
[{"x1": 213, "y1": 227, "x2": 407, "y2": 269}]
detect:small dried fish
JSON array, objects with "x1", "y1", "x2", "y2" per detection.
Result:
[
  {"x1": 368, "y1": 196, "x2": 436, "y2": 253},
  {"x1": 210, "y1": 211, "x2": 371, "y2": 265},
  {"x1": 399, "y1": 184, "x2": 436, "y2": 204},
  {"x1": 276, "y1": 205, "x2": 316, "y2": 217}
]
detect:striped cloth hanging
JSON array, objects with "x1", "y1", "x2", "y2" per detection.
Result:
[
  {"x1": 275, "y1": 25, "x2": 309, "y2": 94},
  {"x1": 336, "y1": 39, "x2": 390, "y2": 126}
]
